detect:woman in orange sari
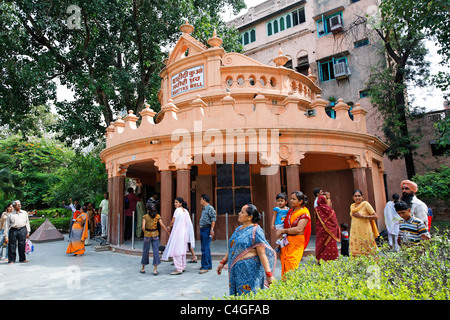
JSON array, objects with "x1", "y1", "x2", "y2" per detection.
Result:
[
  {"x1": 277, "y1": 191, "x2": 311, "y2": 277},
  {"x1": 66, "y1": 205, "x2": 89, "y2": 256}
]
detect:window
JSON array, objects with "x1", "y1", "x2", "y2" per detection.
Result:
[
  {"x1": 286, "y1": 15, "x2": 291, "y2": 28},
  {"x1": 243, "y1": 33, "x2": 249, "y2": 45},
  {"x1": 273, "y1": 20, "x2": 279, "y2": 33},
  {"x1": 266, "y1": 7, "x2": 305, "y2": 37},
  {"x1": 240, "y1": 28, "x2": 256, "y2": 46},
  {"x1": 318, "y1": 57, "x2": 347, "y2": 82},
  {"x1": 216, "y1": 163, "x2": 252, "y2": 215},
  {"x1": 359, "y1": 90, "x2": 370, "y2": 98},
  {"x1": 284, "y1": 59, "x2": 293, "y2": 69},
  {"x1": 250, "y1": 29, "x2": 256, "y2": 42},
  {"x1": 430, "y1": 142, "x2": 450, "y2": 156},
  {"x1": 326, "y1": 107, "x2": 336, "y2": 119},
  {"x1": 317, "y1": 12, "x2": 343, "y2": 37},
  {"x1": 296, "y1": 55, "x2": 309, "y2": 75},
  {"x1": 292, "y1": 8, "x2": 306, "y2": 26},
  {"x1": 354, "y1": 38, "x2": 369, "y2": 48}
]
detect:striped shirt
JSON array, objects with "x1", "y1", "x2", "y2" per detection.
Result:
[{"x1": 399, "y1": 216, "x2": 429, "y2": 243}]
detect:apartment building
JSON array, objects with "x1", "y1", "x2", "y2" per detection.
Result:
[{"x1": 228, "y1": 0, "x2": 407, "y2": 200}]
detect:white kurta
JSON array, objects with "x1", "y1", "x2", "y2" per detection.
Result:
[
  {"x1": 383, "y1": 201, "x2": 401, "y2": 235},
  {"x1": 162, "y1": 207, "x2": 195, "y2": 260}
]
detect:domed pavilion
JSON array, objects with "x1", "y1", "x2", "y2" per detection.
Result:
[{"x1": 100, "y1": 21, "x2": 388, "y2": 247}]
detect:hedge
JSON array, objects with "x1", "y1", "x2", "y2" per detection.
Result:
[
  {"x1": 220, "y1": 230, "x2": 450, "y2": 300},
  {"x1": 29, "y1": 217, "x2": 71, "y2": 234}
]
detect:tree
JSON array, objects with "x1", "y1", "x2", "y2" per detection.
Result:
[
  {"x1": 0, "y1": 135, "x2": 72, "y2": 209},
  {"x1": 0, "y1": 0, "x2": 245, "y2": 148},
  {"x1": 361, "y1": 0, "x2": 450, "y2": 179},
  {"x1": 434, "y1": 114, "x2": 450, "y2": 156},
  {"x1": 413, "y1": 165, "x2": 450, "y2": 203},
  {"x1": 44, "y1": 144, "x2": 108, "y2": 207}
]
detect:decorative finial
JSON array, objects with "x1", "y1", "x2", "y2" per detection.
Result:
[
  {"x1": 207, "y1": 28, "x2": 223, "y2": 48},
  {"x1": 273, "y1": 45, "x2": 288, "y2": 67},
  {"x1": 180, "y1": 19, "x2": 194, "y2": 34},
  {"x1": 307, "y1": 67, "x2": 317, "y2": 82}
]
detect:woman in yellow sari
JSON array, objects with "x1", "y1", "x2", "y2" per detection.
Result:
[
  {"x1": 66, "y1": 205, "x2": 89, "y2": 256},
  {"x1": 349, "y1": 190, "x2": 379, "y2": 257},
  {"x1": 277, "y1": 191, "x2": 311, "y2": 277}
]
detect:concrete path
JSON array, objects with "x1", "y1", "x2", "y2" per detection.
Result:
[{"x1": 0, "y1": 234, "x2": 318, "y2": 300}]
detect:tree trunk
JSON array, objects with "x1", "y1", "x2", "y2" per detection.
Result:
[{"x1": 395, "y1": 72, "x2": 416, "y2": 179}]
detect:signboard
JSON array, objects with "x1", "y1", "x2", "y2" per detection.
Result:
[{"x1": 171, "y1": 65, "x2": 204, "y2": 97}]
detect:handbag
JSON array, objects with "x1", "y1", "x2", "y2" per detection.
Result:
[{"x1": 25, "y1": 239, "x2": 34, "y2": 254}]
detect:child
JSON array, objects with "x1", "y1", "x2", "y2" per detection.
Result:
[
  {"x1": 324, "y1": 191, "x2": 333, "y2": 207},
  {"x1": 94, "y1": 209, "x2": 101, "y2": 237},
  {"x1": 271, "y1": 193, "x2": 289, "y2": 253},
  {"x1": 395, "y1": 200, "x2": 430, "y2": 245},
  {"x1": 340, "y1": 223, "x2": 349, "y2": 256},
  {"x1": 383, "y1": 193, "x2": 401, "y2": 252}
]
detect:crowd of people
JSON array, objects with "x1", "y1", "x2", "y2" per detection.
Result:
[
  {"x1": 311, "y1": 179, "x2": 432, "y2": 265},
  {"x1": 0, "y1": 178, "x2": 433, "y2": 297}
]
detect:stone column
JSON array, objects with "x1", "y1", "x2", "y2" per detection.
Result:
[
  {"x1": 351, "y1": 167, "x2": 370, "y2": 201},
  {"x1": 286, "y1": 165, "x2": 300, "y2": 195},
  {"x1": 108, "y1": 176, "x2": 125, "y2": 245},
  {"x1": 160, "y1": 170, "x2": 174, "y2": 245},
  {"x1": 265, "y1": 168, "x2": 281, "y2": 246},
  {"x1": 176, "y1": 169, "x2": 191, "y2": 212}
]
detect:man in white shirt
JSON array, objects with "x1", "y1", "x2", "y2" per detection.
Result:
[
  {"x1": 99, "y1": 192, "x2": 109, "y2": 238},
  {"x1": 4, "y1": 200, "x2": 31, "y2": 264},
  {"x1": 400, "y1": 180, "x2": 428, "y2": 230},
  {"x1": 313, "y1": 187, "x2": 324, "y2": 208}
]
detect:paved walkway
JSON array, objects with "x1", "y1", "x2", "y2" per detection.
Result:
[{"x1": 0, "y1": 234, "x2": 320, "y2": 300}]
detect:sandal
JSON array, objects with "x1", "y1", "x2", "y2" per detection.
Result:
[
  {"x1": 153, "y1": 271, "x2": 158, "y2": 276},
  {"x1": 140, "y1": 269, "x2": 145, "y2": 274},
  {"x1": 170, "y1": 270, "x2": 183, "y2": 275},
  {"x1": 188, "y1": 259, "x2": 197, "y2": 263}
]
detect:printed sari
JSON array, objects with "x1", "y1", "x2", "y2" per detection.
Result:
[
  {"x1": 280, "y1": 207, "x2": 311, "y2": 277},
  {"x1": 315, "y1": 195, "x2": 340, "y2": 261},
  {"x1": 349, "y1": 201, "x2": 378, "y2": 256},
  {"x1": 66, "y1": 211, "x2": 89, "y2": 255},
  {"x1": 228, "y1": 224, "x2": 276, "y2": 296}
]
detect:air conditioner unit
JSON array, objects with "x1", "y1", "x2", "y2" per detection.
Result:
[
  {"x1": 333, "y1": 61, "x2": 351, "y2": 80},
  {"x1": 330, "y1": 15, "x2": 343, "y2": 34}
]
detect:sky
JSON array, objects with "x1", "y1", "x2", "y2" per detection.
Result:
[{"x1": 56, "y1": 0, "x2": 447, "y2": 112}]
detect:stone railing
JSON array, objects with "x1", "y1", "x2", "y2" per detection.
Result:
[{"x1": 105, "y1": 90, "x2": 369, "y2": 149}]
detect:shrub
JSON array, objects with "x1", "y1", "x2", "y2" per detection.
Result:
[
  {"x1": 30, "y1": 217, "x2": 71, "y2": 233},
  {"x1": 220, "y1": 232, "x2": 450, "y2": 300},
  {"x1": 32, "y1": 208, "x2": 72, "y2": 219}
]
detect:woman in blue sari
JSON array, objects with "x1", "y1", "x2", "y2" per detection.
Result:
[{"x1": 217, "y1": 204, "x2": 276, "y2": 296}]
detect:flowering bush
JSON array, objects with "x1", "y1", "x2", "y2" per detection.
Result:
[{"x1": 223, "y1": 231, "x2": 450, "y2": 300}]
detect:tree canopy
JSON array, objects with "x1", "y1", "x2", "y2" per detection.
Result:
[
  {"x1": 365, "y1": 0, "x2": 449, "y2": 178},
  {"x1": 0, "y1": 0, "x2": 245, "y2": 148}
]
